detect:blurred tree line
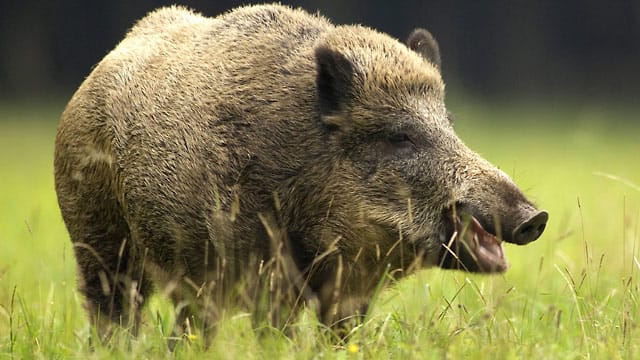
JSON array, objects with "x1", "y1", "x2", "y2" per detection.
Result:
[{"x1": 1, "y1": 0, "x2": 638, "y2": 102}]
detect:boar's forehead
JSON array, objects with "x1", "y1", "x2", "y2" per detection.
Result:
[
  {"x1": 321, "y1": 26, "x2": 444, "y2": 94},
  {"x1": 320, "y1": 26, "x2": 447, "y2": 129},
  {"x1": 346, "y1": 93, "x2": 450, "y2": 136},
  {"x1": 354, "y1": 49, "x2": 447, "y2": 130}
]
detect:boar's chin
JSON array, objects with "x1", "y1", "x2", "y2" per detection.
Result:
[{"x1": 438, "y1": 215, "x2": 509, "y2": 273}]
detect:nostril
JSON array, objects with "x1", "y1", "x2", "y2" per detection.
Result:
[
  {"x1": 519, "y1": 225, "x2": 534, "y2": 236},
  {"x1": 536, "y1": 222, "x2": 546, "y2": 235},
  {"x1": 518, "y1": 222, "x2": 546, "y2": 239},
  {"x1": 512, "y1": 210, "x2": 549, "y2": 245}
]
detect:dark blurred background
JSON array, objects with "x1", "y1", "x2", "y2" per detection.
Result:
[{"x1": 1, "y1": 0, "x2": 639, "y2": 103}]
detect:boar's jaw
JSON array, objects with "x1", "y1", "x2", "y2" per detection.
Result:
[{"x1": 438, "y1": 214, "x2": 509, "y2": 273}]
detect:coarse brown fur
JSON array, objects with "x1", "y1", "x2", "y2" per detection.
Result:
[{"x1": 54, "y1": 4, "x2": 547, "y2": 343}]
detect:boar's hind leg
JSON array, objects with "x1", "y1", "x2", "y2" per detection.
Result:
[
  {"x1": 57, "y1": 162, "x2": 151, "y2": 341},
  {"x1": 70, "y1": 201, "x2": 152, "y2": 341}
]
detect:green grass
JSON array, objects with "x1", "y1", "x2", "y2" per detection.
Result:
[{"x1": 1, "y1": 99, "x2": 639, "y2": 358}]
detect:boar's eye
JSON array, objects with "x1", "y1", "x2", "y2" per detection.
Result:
[{"x1": 387, "y1": 132, "x2": 415, "y2": 149}]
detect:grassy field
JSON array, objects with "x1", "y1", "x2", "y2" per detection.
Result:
[{"x1": 0, "y1": 99, "x2": 639, "y2": 359}]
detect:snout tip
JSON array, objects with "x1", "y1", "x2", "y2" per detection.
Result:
[{"x1": 512, "y1": 210, "x2": 548, "y2": 245}]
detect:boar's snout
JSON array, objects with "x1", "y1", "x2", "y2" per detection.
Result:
[
  {"x1": 461, "y1": 165, "x2": 548, "y2": 246},
  {"x1": 511, "y1": 209, "x2": 548, "y2": 245},
  {"x1": 439, "y1": 198, "x2": 548, "y2": 273},
  {"x1": 438, "y1": 157, "x2": 549, "y2": 273}
]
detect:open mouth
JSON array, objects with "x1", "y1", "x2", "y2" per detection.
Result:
[{"x1": 439, "y1": 215, "x2": 508, "y2": 273}]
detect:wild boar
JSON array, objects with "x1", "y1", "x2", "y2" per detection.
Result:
[{"x1": 54, "y1": 4, "x2": 547, "y2": 341}]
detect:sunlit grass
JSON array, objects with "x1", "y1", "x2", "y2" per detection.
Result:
[{"x1": 0, "y1": 100, "x2": 638, "y2": 358}]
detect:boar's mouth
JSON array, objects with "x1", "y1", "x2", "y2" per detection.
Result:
[{"x1": 438, "y1": 214, "x2": 508, "y2": 273}]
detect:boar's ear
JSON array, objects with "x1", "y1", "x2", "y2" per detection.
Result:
[
  {"x1": 407, "y1": 28, "x2": 441, "y2": 70},
  {"x1": 315, "y1": 46, "x2": 355, "y2": 118}
]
